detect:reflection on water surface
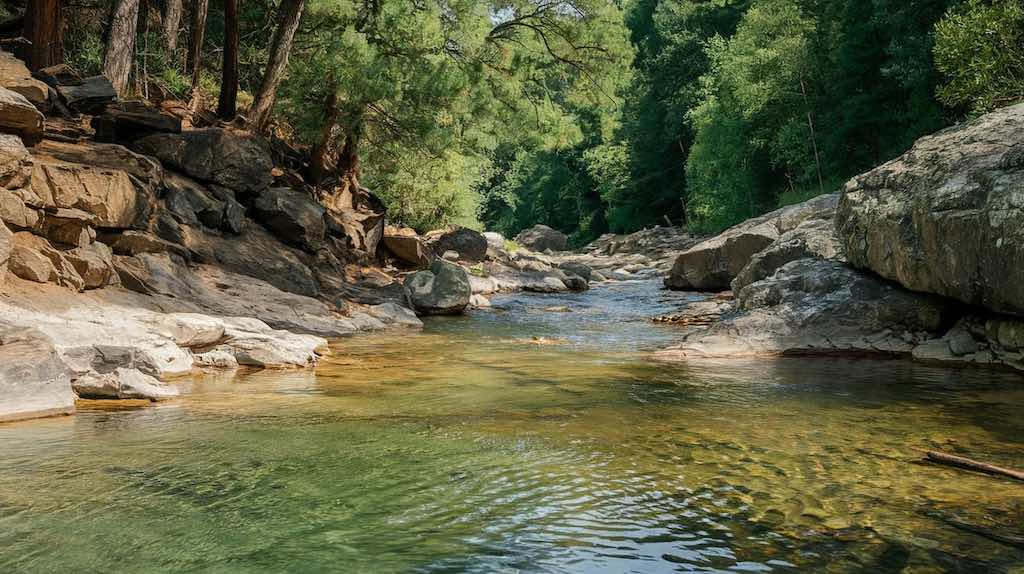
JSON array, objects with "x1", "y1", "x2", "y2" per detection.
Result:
[{"x1": 1, "y1": 281, "x2": 1022, "y2": 573}]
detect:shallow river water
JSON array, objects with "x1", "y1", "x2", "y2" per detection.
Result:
[{"x1": 1, "y1": 281, "x2": 1022, "y2": 573}]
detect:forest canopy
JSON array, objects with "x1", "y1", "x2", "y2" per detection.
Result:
[{"x1": 5, "y1": 0, "x2": 1023, "y2": 242}]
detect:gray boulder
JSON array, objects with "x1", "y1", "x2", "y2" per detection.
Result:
[
  {"x1": 424, "y1": 226, "x2": 488, "y2": 263},
  {"x1": 55, "y1": 75, "x2": 117, "y2": 114},
  {"x1": 0, "y1": 324, "x2": 75, "y2": 422},
  {"x1": 666, "y1": 193, "x2": 838, "y2": 291},
  {"x1": 558, "y1": 261, "x2": 593, "y2": 282},
  {"x1": 73, "y1": 367, "x2": 179, "y2": 401},
  {"x1": 404, "y1": 259, "x2": 472, "y2": 315},
  {"x1": 516, "y1": 224, "x2": 567, "y2": 252},
  {"x1": 483, "y1": 231, "x2": 505, "y2": 250},
  {"x1": 732, "y1": 195, "x2": 844, "y2": 292},
  {"x1": 660, "y1": 258, "x2": 949, "y2": 359},
  {"x1": 251, "y1": 187, "x2": 325, "y2": 253},
  {"x1": 838, "y1": 103, "x2": 1024, "y2": 317},
  {"x1": 133, "y1": 128, "x2": 273, "y2": 194}
]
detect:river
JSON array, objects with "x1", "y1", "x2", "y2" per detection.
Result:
[{"x1": 1, "y1": 280, "x2": 1022, "y2": 573}]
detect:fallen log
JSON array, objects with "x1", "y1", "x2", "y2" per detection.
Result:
[{"x1": 923, "y1": 450, "x2": 1024, "y2": 482}]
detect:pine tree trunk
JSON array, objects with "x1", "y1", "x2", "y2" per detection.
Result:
[
  {"x1": 188, "y1": 0, "x2": 209, "y2": 110},
  {"x1": 23, "y1": 0, "x2": 63, "y2": 71},
  {"x1": 323, "y1": 114, "x2": 363, "y2": 211},
  {"x1": 249, "y1": 0, "x2": 306, "y2": 131},
  {"x1": 103, "y1": 0, "x2": 141, "y2": 95},
  {"x1": 216, "y1": 0, "x2": 239, "y2": 119},
  {"x1": 309, "y1": 78, "x2": 338, "y2": 186},
  {"x1": 162, "y1": 0, "x2": 183, "y2": 53}
]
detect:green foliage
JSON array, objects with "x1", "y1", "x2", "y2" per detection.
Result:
[
  {"x1": 685, "y1": 0, "x2": 817, "y2": 232},
  {"x1": 50, "y1": 0, "x2": 1011, "y2": 240},
  {"x1": 65, "y1": 24, "x2": 106, "y2": 77},
  {"x1": 934, "y1": 0, "x2": 1024, "y2": 114}
]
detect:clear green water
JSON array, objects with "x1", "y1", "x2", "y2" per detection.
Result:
[{"x1": 1, "y1": 281, "x2": 1022, "y2": 573}]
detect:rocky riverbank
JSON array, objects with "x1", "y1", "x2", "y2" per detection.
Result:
[
  {"x1": 0, "y1": 49, "x2": 651, "y2": 422},
  {"x1": 657, "y1": 103, "x2": 1024, "y2": 373}
]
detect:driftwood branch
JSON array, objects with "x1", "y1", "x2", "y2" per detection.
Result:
[{"x1": 922, "y1": 450, "x2": 1024, "y2": 482}]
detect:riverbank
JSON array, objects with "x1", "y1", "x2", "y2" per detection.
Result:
[{"x1": 655, "y1": 103, "x2": 1024, "y2": 374}]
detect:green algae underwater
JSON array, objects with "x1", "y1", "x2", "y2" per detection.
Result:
[{"x1": 0, "y1": 281, "x2": 1021, "y2": 573}]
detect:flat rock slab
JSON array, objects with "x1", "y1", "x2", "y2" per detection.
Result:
[{"x1": 0, "y1": 324, "x2": 75, "y2": 422}]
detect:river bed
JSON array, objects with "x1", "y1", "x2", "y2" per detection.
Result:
[{"x1": 1, "y1": 280, "x2": 1022, "y2": 572}]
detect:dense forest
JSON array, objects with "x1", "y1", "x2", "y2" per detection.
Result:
[{"x1": 4, "y1": 0, "x2": 1022, "y2": 243}]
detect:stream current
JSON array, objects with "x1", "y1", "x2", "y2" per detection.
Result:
[{"x1": 0, "y1": 280, "x2": 1022, "y2": 573}]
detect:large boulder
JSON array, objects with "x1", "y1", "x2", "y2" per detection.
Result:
[
  {"x1": 424, "y1": 226, "x2": 488, "y2": 263},
  {"x1": 64, "y1": 241, "x2": 116, "y2": 289},
  {"x1": 0, "y1": 133, "x2": 32, "y2": 189},
  {"x1": 91, "y1": 101, "x2": 182, "y2": 144},
  {"x1": 133, "y1": 128, "x2": 273, "y2": 194},
  {"x1": 666, "y1": 218, "x2": 777, "y2": 291},
  {"x1": 55, "y1": 75, "x2": 117, "y2": 114},
  {"x1": 29, "y1": 154, "x2": 151, "y2": 229},
  {"x1": 33, "y1": 140, "x2": 163, "y2": 191},
  {"x1": 731, "y1": 194, "x2": 843, "y2": 292},
  {"x1": 0, "y1": 50, "x2": 49, "y2": 106},
  {"x1": 251, "y1": 187, "x2": 325, "y2": 252},
  {"x1": 404, "y1": 259, "x2": 472, "y2": 315},
  {"x1": 8, "y1": 232, "x2": 85, "y2": 290},
  {"x1": 666, "y1": 193, "x2": 838, "y2": 291},
  {"x1": 660, "y1": 258, "x2": 949, "y2": 359},
  {"x1": 838, "y1": 103, "x2": 1024, "y2": 317},
  {"x1": 382, "y1": 233, "x2": 432, "y2": 269},
  {"x1": 0, "y1": 324, "x2": 76, "y2": 422},
  {"x1": 516, "y1": 224, "x2": 567, "y2": 252},
  {"x1": 0, "y1": 87, "x2": 44, "y2": 145},
  {"x1": 483, "y1": 231, "x2": 505, "y2": 250},
  {"x1": 162, "y1": 173, "x2": 243, "y2": 234}
]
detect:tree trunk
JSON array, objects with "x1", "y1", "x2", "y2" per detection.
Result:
[
  {"x1": 103, "y1": 0, "x2": 141, "y2": 95},
  {"x1": 323, "y1": 113, "x2": 363, "y2": 211},
  {"x1": 309, "y1": 78, "x2": 338, "y2": 186},
  {"x1": 188, "y1": 0, "x2": 209, "y2": 111},
  {"x1": 162, "y1": 0, "x2": 183, "y2": 53},
  {"x1": 799, "y1": 75, "x2": 825, "y2": 195},
  {"x1": 22, "y1": 0, "x2": 63, "y2": 71},
  {"x1": 249, "y1": 0, "x2": 305, "y2": 131},
  {"x1": 216, "y1": 0, "x2": 239, "y2": 119}
]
